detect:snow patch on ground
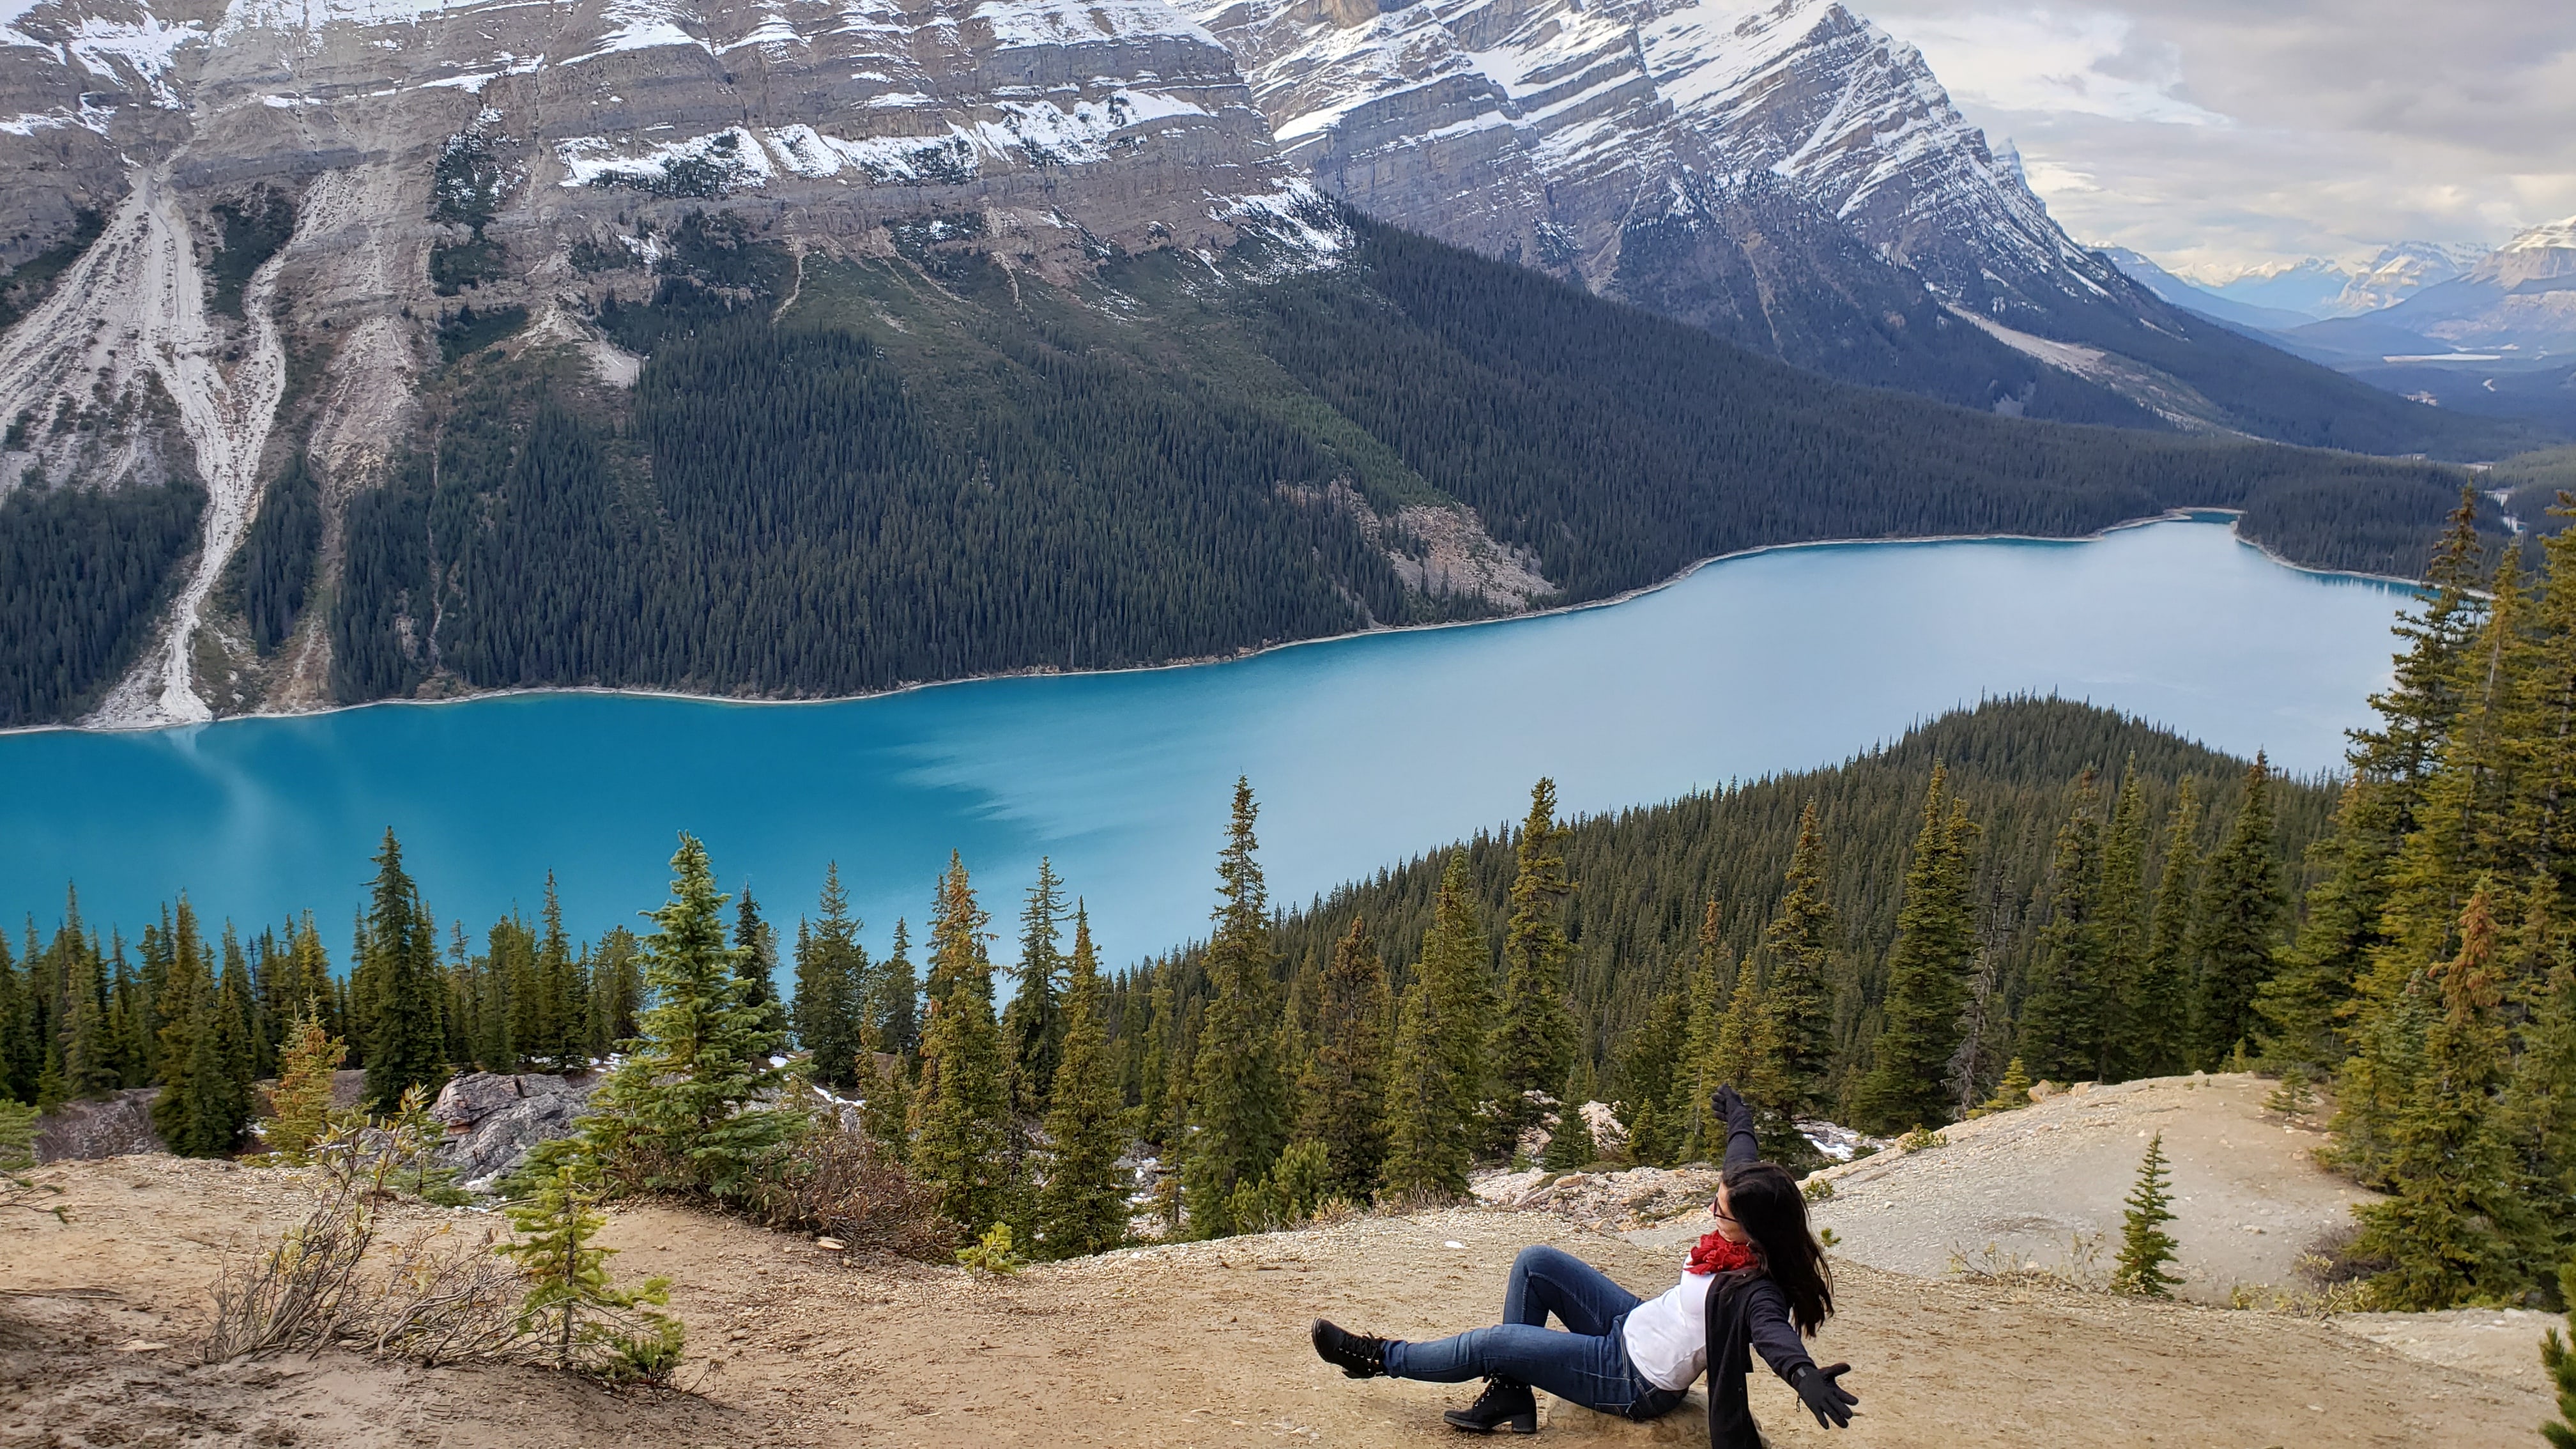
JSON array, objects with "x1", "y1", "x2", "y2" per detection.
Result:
[{"x1": 67, "y1": 14, "x2": 206, "y2": 106}]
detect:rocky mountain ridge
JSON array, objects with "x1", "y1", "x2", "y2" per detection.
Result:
[
  {"x1": 1193, "y1": 0, "x2": 2518, "y2": 445},
  {"x1": 0, "y1": 0, "x2": 1333, "y2": 725}
]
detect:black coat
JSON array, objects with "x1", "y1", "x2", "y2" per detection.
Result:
[{"x1": 1701, "y1": 1098, "x2": 1817, "y2": 1448}]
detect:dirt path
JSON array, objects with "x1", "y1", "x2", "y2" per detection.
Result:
[{"x1": 4, "y1": 1155, "x2": 2552, "y2": 1448}]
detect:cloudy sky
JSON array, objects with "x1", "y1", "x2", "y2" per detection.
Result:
[{"x1": 1860, "y1": 0, "x2": 2576, "y2": 280}]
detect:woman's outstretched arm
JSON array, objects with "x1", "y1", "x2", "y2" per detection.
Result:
[{"x1": 1715, "y1": 1084, "x2": 1759, "y2": 1170}]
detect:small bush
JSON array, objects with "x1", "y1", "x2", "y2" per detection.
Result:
[
  {"x1": 749, "y1": 1119, "x2": 950, "y2": 1261},
  {"x1": 956, "y1": 1222, "x2": 1023, "y2": 1276},
  {"x1": 1802, "y1": 1177, "x2": 1836, "y2": 1203},
  {"x1": 1897, "y1": 1126, "x2": 1948, "y2": 1154}
]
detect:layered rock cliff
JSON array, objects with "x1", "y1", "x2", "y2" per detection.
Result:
[{"x1": 0, "y1": 0, "x2": 1320, "y2": 724}]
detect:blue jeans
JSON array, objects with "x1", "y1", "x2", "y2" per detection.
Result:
[{"x1": 1383, "y1": 1246, "x2": 1689, "y2": 1420}]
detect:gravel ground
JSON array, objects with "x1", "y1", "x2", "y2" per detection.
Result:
[{"x1": 1703, "y1": 1073, "x2": 2376, "y2": 1303}]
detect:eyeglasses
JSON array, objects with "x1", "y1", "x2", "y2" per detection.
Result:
[{"x1": 1710, "y1": 1200, "x2": 1736, "y2": 1223}]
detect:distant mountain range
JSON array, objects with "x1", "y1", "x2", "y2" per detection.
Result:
[{"x1": 2106, "y1": 219, "x2": 2576, "y2": 431}]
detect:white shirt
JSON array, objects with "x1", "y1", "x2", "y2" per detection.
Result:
[{"x1": 1620, "y1": 1269, "x2": 1716, "y2": 1392}]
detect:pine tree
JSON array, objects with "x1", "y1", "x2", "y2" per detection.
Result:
[
  {"x1": 792, "y1": 864, "x2": 868, "y2": 1091},
  {"x1": 583, "y1": 836, "x2": 794, "y2": 1202},
  {"x1": 878, "y1": 918, "x2": 919, "y2": 1065},
  {"x1": 2352, "y1": 887, "x2": 2524, "y2": 1308},
  {"x1": 912, "y1": 854, "x2": 1016, "y2": 1236},
  {"x1": 2097, "y1": 761, "x2": 2151, "y2": 1078},
  {"x1": 1540, "y1": 1057, "x2": 1596, "y2": 1171},
  {"x1": 360, "y1": 831, "x2": 448, "y2": 1113},
  {"x1": 1381, "y1": 979, "x2": 1466, "y2": 1199},
  {"x1": 1707, "y1": 966, "x2": 1804, "y2": 1160},
  {"x1": 1295, "y1": 915, "x2": 1392, "y2": 1198},
  {"x1": 1675, "y1": 897, "x2": 1732, "y2": 1158},
  {"x1": 1003, "y1": 859, "x2": 1067, "y2": 1116},
  {"x1": 1184, "y1": 780, "x2": 1289, "y2": 1238},
  {"x1": 1492, "y1": 779, "x2": 1577, "y2": 1140},
  {"x1": 1615, "y1": 983, "x2": 1690, "y2": 1167},
  {"x1": 1036, "y1": 908, "x2": 1127, "y2": 1259},
  {"x1": 1418, "y1": 849, "x2": 1494, "y2": 1153},
  {"x1": 2500, "y1": 954, "x2": 2576, "y2": 1270},
  {"x1": 2019, "y1": 770, "x2": 2110, "y2": 1083},
  {"x1": 499, "y1": 1155, "x2": 684, "y2": 1379},
  {"x1": 2133, "y1": 780, "x2": 2203, "y2": 1077},
  {"x1": 2257, "y1": 779, "x2": 2395, "y2": 1072},
  {"x1": 2189, "y1": 755, "x2": 2285, "y2": 1068},
  {"x1": 57, "y1": 928, "x2": 116, "y2": 1101},
  {"x1": 1135, "y1": 963, "x2": 1172, "y2": 1150},
  {"x1": 151, "y1": 900, "x2": 252, "y2": 1157},
  {"x1": 2110, "y1": 1132, "x2": 2181, "y2": 1298},
  {"x1": 265, "y1": 1003, "x2": 344, "y2": 1161},
  {"x1": 1760, "y1": 802, "x2": 1839, "y2": 1113},
  {"x1": 732, "y1": 884, "x2": 787, "y2": 1040},
  {"x1": 533, "y1": 877, "x2": 586, "y2": 1071},
  {"x1": 1852, "y1": 769, "x2": 1981, "y2": 1133},
  {"x1": 586, "y1": 928, "x2": 645, "y2": 1059}
]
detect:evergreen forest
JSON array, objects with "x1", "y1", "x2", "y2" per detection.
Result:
[{"x1": 312, "y1": 210, "x2": 2485, "y2": 710}]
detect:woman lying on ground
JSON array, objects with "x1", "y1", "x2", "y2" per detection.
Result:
[{"x1": 1308, "y1": 1084, "x2": 1858, "y2": 1442}]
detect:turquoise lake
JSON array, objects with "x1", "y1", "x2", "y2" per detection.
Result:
[{"x1": 3, "y1": 517, "x2": 2414, "y2": 967}]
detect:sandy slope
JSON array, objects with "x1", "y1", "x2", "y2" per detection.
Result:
[
  {"x1": 1, "y1": 1154, "x2": 2555, "y2": 1448},
  {"x1": 1704, "y1": 1073, "x2": 2377, "y2": 1304}
]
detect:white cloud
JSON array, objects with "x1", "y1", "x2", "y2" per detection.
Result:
[{"x1": 1861, "y1": 0, "x2": 2576, "y2": 275}]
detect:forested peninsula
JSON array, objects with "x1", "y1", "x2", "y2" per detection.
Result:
[{"x1": 6, "y1": 212, "x2": 2486, "y2": 726}]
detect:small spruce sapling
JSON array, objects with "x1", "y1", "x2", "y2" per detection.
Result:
[
  {"x1": 1, "y1": 1100, "x2": 64, "y2": 1218},
  {"x1": 500, "y1": 1156, "x2": 684, "y2": 1381},
  {"x1": 2545, "y1": 1261, "x2": 2576, "y2": 1449},
  {"x1": 265, "y1": 1003, "x2": 345, "y2": 1162},
  {"x1": 2112, "y1": 1132, "x2": 2182, "y2": 1298},
  {"x1": 1975, "y1": 1057, "x2": 2032, "y2": 1117}
]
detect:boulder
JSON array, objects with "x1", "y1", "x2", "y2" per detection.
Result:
[{"x1": 431, "y1": 1072, "x2": 596, "y2": 1190}]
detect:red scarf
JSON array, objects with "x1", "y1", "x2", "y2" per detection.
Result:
[{"x1": 1685, "y1": 1232, "x2": 1760, "y2": 1277}]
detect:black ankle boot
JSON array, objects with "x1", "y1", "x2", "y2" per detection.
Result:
[
  {"x1": 1443, "y1": 1377, "x2": 1538, "y2": 1434},
  {"x1": 1310, "y1": 1318, "x2": 1389, "y2": 1379}
]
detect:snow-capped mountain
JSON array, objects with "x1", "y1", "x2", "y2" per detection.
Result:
[
  {"x1": 0, "y1": 0, "x2": 1324, "y2": 725},
  {"x1": 2359, "y1": 215, "x2": 2576, "y2": 355},
  {"x1": 2331, "y1": 241, "x2": 2490, "y2": 316},
  {"x1": 1194, "y1": 0, "x2": 2443, "y2": 427}
]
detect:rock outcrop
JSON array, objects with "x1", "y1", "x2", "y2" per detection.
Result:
[
  {"x1": 430, "y1": 1070, "x2": 595, "y2": 1189},
  {"x1": 0, "y1": 0, "x2": 1323, "y2": 725}
]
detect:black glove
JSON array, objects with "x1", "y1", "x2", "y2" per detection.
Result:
[
  {"x1": 1791, "y1": 1363, "x2": 1859, "y2": 1429},
  {"x1": 1712, "y1": 1084, "x2": 1747, "y2": 1121}
]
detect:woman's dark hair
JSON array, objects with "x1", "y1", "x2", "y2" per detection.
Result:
[{"x1": 1723, "y1": 1161, "x2": 1834, "y2": 1336}]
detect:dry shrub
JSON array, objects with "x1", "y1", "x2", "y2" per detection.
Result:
[
  {"x1": 358, "y1": 1223, "x2": 528, "y2": 1363},
  {"x1": 206, "y1": 1112, "x2": 520, "y2": 1365},
  {"x1": 203, "y1": 1162, "x2": 379, "y2": 1361},
  {"x1": 1947, "y1": 1232, "x2": 2110, "y2": 1293},
  {"x1": 751, "y1": 1124, "x2": 951, "y2": 1261}
]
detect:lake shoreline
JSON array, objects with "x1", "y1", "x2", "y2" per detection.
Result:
[{"x1": 24, "y1": 510, "x2": 2419, "y2": 739}]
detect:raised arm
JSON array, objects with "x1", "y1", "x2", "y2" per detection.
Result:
[{"x1": 1713, "y1": 1084, "x2": 1759, "y2": 1170}]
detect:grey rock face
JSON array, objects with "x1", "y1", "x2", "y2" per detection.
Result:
[
  {"x1": 1197, "y1": 0, "x2": 2149, "y2": 380},
  {"x1": 431, "y1": 1071, "x2": 597, "y2": 1188},
  {"x1": 0, "y1": 0, "x2": 1326, "y2": 725}
]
